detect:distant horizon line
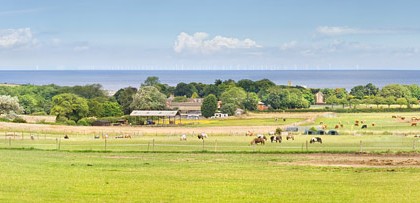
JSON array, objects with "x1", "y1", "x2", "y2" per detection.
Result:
[{"x1": 0, "y1": 67, "x2": 419, "y2": 71}]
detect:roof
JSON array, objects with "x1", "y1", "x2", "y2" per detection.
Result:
[{"x1": 130, "y1": 110, "x2": 181, "y2": 117}]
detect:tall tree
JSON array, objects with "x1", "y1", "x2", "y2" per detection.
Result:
[
  {"x1": 0, "y1": 95, "x2": 23, "y2": 114},
  {"x1": 201, "y1": 94, "x2": 217, "y2": 118},
  {"x1": 50, "y1": 93, "x2": 89, "y2": 122},
  {"x1": 220, "y1": 87, "x2": 246, "y2": 108},
  {"x1": 142, "y1": 76, "x2": 161, "y2": 87},
  {"x1": 130, "y1": 86, "x2": 167, "y2": 110},
  {"x1": 114, "y1": 87, "x2": 137, "y2": 114}
]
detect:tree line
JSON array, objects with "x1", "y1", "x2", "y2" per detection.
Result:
[{"x1": 1, "y1": 77, "x2": 420, "y2": 124}]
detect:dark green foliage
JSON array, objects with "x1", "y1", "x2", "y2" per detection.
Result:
[
  {"x1": 50, "y1": 93, "x2": 89, "y2": 122},
  {"x1": 12, "y1": 117, "x2": 27, "y2": 123},
  {"x1": 201, "y1": 94, "x2": 218, "y2": 118},
  {"x1": 114, "y1": 87, "x2": 137, "y2": 115},
  {"x1": 220, "y1": 103, "x2": 236, "y2": 116}
]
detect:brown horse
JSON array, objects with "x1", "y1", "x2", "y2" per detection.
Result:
[
  {"x1": 286, "y1": 134, "x2": 294, "y2": 140},
  {"x1": 250, "y1": 137, "x2": 265, "y2": 145}
]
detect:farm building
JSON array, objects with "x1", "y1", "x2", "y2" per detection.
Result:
[
  {"x1": 315, "y1": 92, "x2": 325, "y2": 104},
  {"x1": 130, "y1": 110, "x2": 182, "y2": 125},
  {"x1": 257, "y1": 102, "x2": 269, "y2": 111},
  {"x1": 166, "y1": 97, "x2": 203, "y2": 117}
]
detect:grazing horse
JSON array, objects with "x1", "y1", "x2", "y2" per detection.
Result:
[
  {"x1": 198, "y1": 133, "x2": 208, "y2": 139},
  {"x1": 286, "y1": 134, "x2": 294, "y2": 140},
  {"x1": 180, "y1": 134, "x2": 187, "y2": 141},
  {"x1": 310, "y1": 137, "x2": 322, "y2": 144},
  {"x1": 94, "y1": 135, "x2": 100, "y2": 139},
  {"x1": 250, "y1": 137, "x2": 265, "y2": 145},
  {"x1": 411, "y1": 123, "x2": 417, "y2": 127},
  {"x1": 270, "y1": 135, "x2": 282, "y2": 143},
  {"x1": 257, "y1": 134, "x2": 267, "y2": 141},
  {"x1": 64, "y1": 135, "x2": 69, "y2": 139},
  {"x1": 246, "y1": 131, "x2": 254, "y2": 136},
  {"x1": 361, "y1": 124, "x2": 367, "y2": 129}
]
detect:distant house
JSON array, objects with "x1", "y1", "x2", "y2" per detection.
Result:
[
  {"x1": 257, "y1": 102, "x2": 269, "y2": 111},
  {"x1": 315, "y1": 92, "x2": 325, "y2": 104},
  {"x1": 167, "y1": 97, "x2": 203, "y2": 116}
]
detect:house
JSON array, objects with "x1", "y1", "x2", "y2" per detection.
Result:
[
  {"x1": 315, "y1": 92, "x2": 325, "y2": 104},
  {"x1": 167, "y1": 97, "x2": 203, "y2": 117},
  {"x1": 257, "y1": 102, "x2": 269, "y2": 111}
]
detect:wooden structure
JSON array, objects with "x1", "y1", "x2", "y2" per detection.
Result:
[
  {"x1": 315, "y1": 92, "x2": 325, "y2": 104},
  {"x1": 130, "y1": 110, "x2": 182, "y2": 125}
]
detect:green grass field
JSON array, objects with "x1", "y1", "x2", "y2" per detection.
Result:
[
  {"x1": 0, "y1": 149, "x2": 418, "y2": 202},
  {"x1": 1, "y1": 112, "x2": 420, "y2": 202}
]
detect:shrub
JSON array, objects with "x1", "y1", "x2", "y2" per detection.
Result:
[
  {"x1": 12, "y1": 117, "x2": 27, "y2": 123},
  {"x1": 65, "y1": 120, "x2": 76, "y2": 126}
]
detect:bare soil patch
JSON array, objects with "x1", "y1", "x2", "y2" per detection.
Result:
[{"x1": 278, "y1": 153, "x2": 420, "y2": 168}]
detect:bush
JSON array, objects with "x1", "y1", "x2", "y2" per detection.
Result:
[
  {"x1": 32, "y1": 112, "x2": 47, "y2": 116},
  {"x1": 12, "y1": 117, "x2": 27, "y2": 123},
  {"x1": 275, "y1": 127, "x2": 282, "y2": 135},
  {"x1": 77, "y1": 117, "x2": 96, "y2": 126},
  {"x1": 65, "y1": 120, "x2": 77, "y2": 126}
]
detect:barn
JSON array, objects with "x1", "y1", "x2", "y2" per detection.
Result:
[{"x1": 130, "y1": 110, "x2": 182, "y2": 125}]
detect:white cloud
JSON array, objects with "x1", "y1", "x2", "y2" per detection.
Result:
[
  {"x1": 316, "y1": 26, "x2": 369, "y2": 36},
  {"x1": 316, "y1": 26, "x2": 403, "y2": 36},
  {"x1": 280, "y1": 41, "x2": 297, "y2": 50},
  {"x1": 0, "y1": 28, "x2": 37, "y2": 49},
  {"x1": 174, "y1": 32, "x2": 261, "y2": 54}
]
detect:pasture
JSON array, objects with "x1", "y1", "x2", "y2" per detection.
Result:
[
  {"x1": 0, "y1": 149, "x2": 418, "y2": 202},
  {"x1": 1, "y1": 112, "x2": 420, "y2": 202}
]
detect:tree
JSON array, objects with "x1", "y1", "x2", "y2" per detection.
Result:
[
  {"x1": 384, "y1": 96, "x2": 396, "y2": 108},
  {"x1": 220, "y1": 103, "x2": 236, "y2": 116},
  {"x1": 201, "y1": 94, "x2": 217, "y2": 118},
  {"x1": 349, "y1": 98, "x2": 361, "y2": 109},
  {"x1": 50, "y1": 93, "x2": 89, "y2": 122},
  {"x1": 142, "y1": 76, "x2": 160, "y2": 87},
  {"x1": 202, "y1": 84, "x2": 221, "y2": 98},
  {"x1": 396, "y1": 98, "x2": 408, "y2": 108},
  {"x1": 373, "y1": 96, "x2": 386, "y2": 108},
  {"x1": 380, "y1": 84, "x2": 411, "y2": 99},
  {"x1": 237, "y1": 79, "x2": 257, "y2": 93},
  {"x1": 114, "y1": 87, "x2": 137, "y2": 114},
  {"x1": 406, "y1": 84, "x2": 420, "y2": 100},
  {"x1": 61, "y1": 84, "x2": 107, "y2": 99},
  {"x1": 242, "y1": 92, "x2": 259, "y2": 111},
  {"x1": 174, "y1": 82, "x2": 196, "y2": 98},
  {"x1": 325, "y1": 95, "x2": 338, "y2": 108},
  {"x1": 102, "y1": 101, "x2": 123, "y2": 117},
  {"x1": 407, "y1": 97, "x2": 418, "y2": 108},
  {"x1": 220, "y1": 87, "x2": 247, "y2": 108},
  {"x1": 130, "y1": 86, "x2": 167, "y2": 110},
  {"x1": 0, "y1": 95, "x2": 23, "y2": 114}
]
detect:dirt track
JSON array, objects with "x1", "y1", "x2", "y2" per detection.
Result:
[
  {"x1": 275, "y1": 153, "x2": 420, "y2": 168},
  {"x1": 0, "y1": 112, "x2": 326, "y2": 135}
]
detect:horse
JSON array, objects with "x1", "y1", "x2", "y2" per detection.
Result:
[
  {"x1": 286, "y1": 134, "x2": 294, "y2": 140},
  {"x1": 246, "y1": 131, "x2": 254, "y2": 136},
  {"x1": 198, "y1": 133, "x2": 208, "y2": 139},
  {"x1": 94, "y1": 135, "x2": 100, "y2": 139},
  {"x1": 180, "y1": 134, "x2": 187, "y2": 141},
  {"x1": 64, "y1": 135, "x2": 69, "y2": 139},
  {"x1": 257, "y1": 134, "x2": 267, "y2": 140},
  {"x1": 250, "y1": 137, "x2": 265, "y2": 145},
  {"x1": 270, "y1": 135, "x2": 282, "y2": 143},
  {"x1": 310, "y1": 137, "x2": 322, "y2": 144}
]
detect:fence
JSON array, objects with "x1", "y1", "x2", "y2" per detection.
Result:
[{"x1": 1, "y1": 131, "x2": 419, "y2": 153}]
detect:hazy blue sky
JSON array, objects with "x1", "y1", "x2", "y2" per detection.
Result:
[{"x1": 1, "y1": 0, "x2": 420, "y2": 70}]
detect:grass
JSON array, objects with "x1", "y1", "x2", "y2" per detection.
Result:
[
  {"x1": 162, "y1": 117, "x2": 303, "y2": 127},
  {"x1": 0, "y1": 149, "x2": 418, "y2": 202},
  {"x1": 0, "y1": 134, "x2": 418, "y2": 153}
]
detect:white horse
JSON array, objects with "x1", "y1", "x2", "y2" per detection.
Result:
[
  {"x1": 198, "y1": 133, "x2": 208, "y2": 139},
  {"x1": 180, "y1": 134, "x2": 187, "y2": 141}
]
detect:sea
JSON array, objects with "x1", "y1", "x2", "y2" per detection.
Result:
[{"x1": 0, "y1": 70, "x2": 419, "y2": 92}]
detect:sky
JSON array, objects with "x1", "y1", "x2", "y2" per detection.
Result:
[{"x1": 0, "y1": 0, "x2": 420, "y2": 70}]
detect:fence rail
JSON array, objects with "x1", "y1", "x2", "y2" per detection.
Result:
[{"x1": 1, "y1": 132, "x2": 419, "y2": 153}]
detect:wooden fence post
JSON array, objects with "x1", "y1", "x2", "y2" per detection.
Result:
[
  {"x1": 360, "y1": 140, "x2": 363, "y2": 153},
  {"x1": 305, "y1": 140, "x2": 308, "y2": 151}
]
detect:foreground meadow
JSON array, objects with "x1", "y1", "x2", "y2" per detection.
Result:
[{"x1": 0, "y1": 149, "x2": 418, "y2": 202}]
